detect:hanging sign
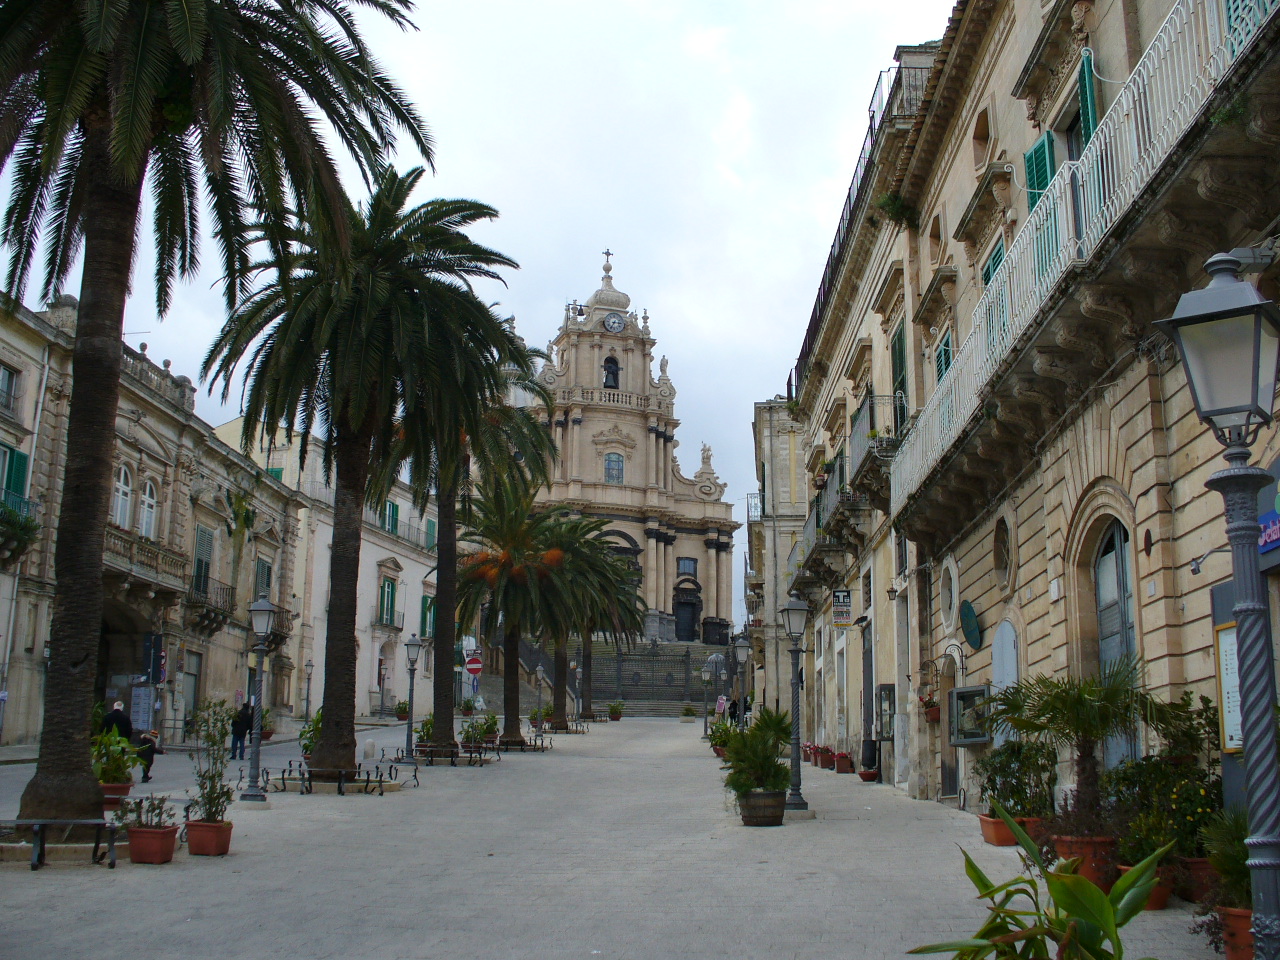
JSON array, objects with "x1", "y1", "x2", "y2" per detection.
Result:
[{"x1": 832, "y1": 589, "x2": 852, "y2": 628}]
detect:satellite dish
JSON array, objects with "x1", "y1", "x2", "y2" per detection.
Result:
[{"x1": 960, "y1": 600, "x2": 982, "y2": 651}]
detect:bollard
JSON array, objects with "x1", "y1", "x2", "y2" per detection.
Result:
[{"x1": 363, "y1": 739, "x2": 375, "y2": 760}]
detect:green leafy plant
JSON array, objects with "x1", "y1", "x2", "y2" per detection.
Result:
[
  {"x1": 92, "y1": 730, "x2": 141, "y2": 784},
  {"x1": 478, "y1": 712, "x2": 499, "y2": 738},
  {"x1": 394, "y1": 699, "x2": 410, "y2": 715},
  {"x1": 1202, "y1": 808, "x2": 1251, "y2": 910},
  {"x1": 299, "y1": 707, "x2": 323, "y2": 756},
  {"x1": 1102, "y1": 755, "x2": 1220, "y2": 858},
  {"x1": 1116, "y1": 809, "x2": 1178, "y2": 868},
  {"x1": 416, "y1": 713, "x2": 434, "y2": 742},
  {"x1": 1158, "y1": 692, "x2": 1220, "y2": 771},
  {"x1": 0, "y1": 504, "x2": 40, "y2": 566},
  {"x1": 460, "y1": 697, "x2": 477, "y2": 714},
  {"x1": 874, "y1": 191, "x2": 919, "y2": 230},
  {"x1": 708, "y1": 721, "x2": 732, "y2": 748},
  {"x1": 751, "y1": 706, "x2": 791, "y2": 752},
  {"x1": 681, "y1": 705, "x2": 698, "y2": 717},
  {"x1": 114, "y1": 794, "x2": 176, "y2": 829},
  {"x1": 721, "y1": 723, "x2": 790, "y2": 797},
  {"x1": 607, "y1": 700, "x2": 624, "y2": 716},
  {"x1": 972, "y1": 740, "x2": 1057, "y2": 819},
  {"x1": 910, "y1": 801, "x2": 1171, "y2": 958},
  {"x1": 189, "y1": 700, "x2": 235, "y2": 823},
  {"x1": 260, "y1": 706, "x2": 274, "y2": 732}
]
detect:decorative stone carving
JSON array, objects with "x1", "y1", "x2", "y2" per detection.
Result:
[
  {"x1": 1155, "y1": 208, "x2": 1224, "y2": 264},
  {"x1": 1194, "y1": 156, "x2": 1275, "y2": 229}
]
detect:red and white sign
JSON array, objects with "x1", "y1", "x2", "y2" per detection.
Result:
[{"x1": 465, "y1": 656, "x2": 483, "y2": 677}]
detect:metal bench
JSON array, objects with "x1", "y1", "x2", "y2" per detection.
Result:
[{"x1": 0, "y1": 819, "x2": 118, "y2": 870}]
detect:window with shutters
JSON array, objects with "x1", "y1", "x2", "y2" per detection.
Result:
[
  {"x1": 981, "y1": 238, "x2": 1005, "y2": 286},
  {"x1": 934, "y1": 329, "x2": 953, "y2": 384},
  {"x1": 1023, "y1": 132, "x2": 1055, "y2": 212},
  {"x1": 379, "y1": 577, "x2": 398, "y2": 625},
  {"x1": 1094, "y1": 521, "x2": 1138, "y2": 766},
  {"x1": 138, "y1": 480, "x2": 158, "y2": 539},
  {"x1": 111, "y1": 464, "x2": 132, "y2": 528},
  {"x1": 982, "y1": 239, "x2": 1010, "y2": 355},
  {"x1": 193, "y1": 525, "x2": 214, "y2": 595},
  {"x1": 254, "y1": 557, "x2": 273, "y2": 601},
  {"x1": 0, "y1": 443, "x2": 28, "y2": 513},
  {"x1": 0, "y1": 364, "x2": 19, "y2": 416},
  {"x1": 381, "y1": 500, "x2": 399, "y2": 535},
  {"x1": 1078, "y1": 51, "x2": 1098, "y2": 148},
  {"x1": 420, "y1": 594, "x2": 436, "y2": 637},
  {"x1": 267, "y1": 467, "x2": 284, "y2": 482},
  {"x1": 426, "y1": 518, "x2": 437, "y2": 550},
  {"x1": 890, "y1": 325, "x2": 908, "y2": 434}
]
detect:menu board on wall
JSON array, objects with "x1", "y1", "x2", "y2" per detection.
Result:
[{"x1": 1215, "y1": 623, "x2": 1243, "y2": 753}]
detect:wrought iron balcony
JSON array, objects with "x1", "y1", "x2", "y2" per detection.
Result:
[
  {"x1": 746, "y1": 492, "x2": 762, "y2": 522},
  {"x1": 372, "y1": 606, "x2": 406, "y2": 630},
  {"x1": 891, "y1": 0, "x2": 1280, "y2": 518},
  {"x1": 786, "y1": 503, "x2": 844, "y2": 593},
  {"x1": 0, "y1": 490, "x2": 37, "y2": 518},
  {"x1": 848, "y1": 395, "x2": 907, "y2": 513},
  {"x1": 187, "y1": 574, "x2": 235, "y2": 635}
]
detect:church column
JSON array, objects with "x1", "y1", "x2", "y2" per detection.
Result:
[
  {"x1": 570, "y1": 414, "x2": 583, "y2": 481},
  {"x1": 664, "y1": 537, "x2": 676, "y2": 614},
  {"x1": 644, "y1": 530, "x2": 658, "y2": 610},
  {"x1": 655, "y1": 533, "x2": 667, "y2": 612},
  {"x1": 663, "y1": 433, "x2": 672, "y2": 491},
  {"x1": 704, "y1": 542, "x2": 717, "y2": 628},
  {"x1": 650, "y1": 424, "x2": 660, "y2": 488},
  {"x1": 719, "y1": 543, "x2": 732, "y2": 621}
]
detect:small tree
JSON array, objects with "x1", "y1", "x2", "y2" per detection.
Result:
[{"x1": 189, "y1": 700, "x2": 235, "y2": 824}]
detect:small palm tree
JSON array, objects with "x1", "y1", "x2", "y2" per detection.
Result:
[
  {"x1": 983, "y1": 657, "x2": 1173, "y2": 819},
  {"x1": 4, "y1": 0, "x2": 429, "y2": 820},
  {"x1": 204, "y1": 167, "x2": 518, "y2": 775}
]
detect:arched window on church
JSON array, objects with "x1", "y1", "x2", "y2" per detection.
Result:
[
  {"x1": 604, "y1": 452, "x2": 624, "y2": 485},
  {"x1": 603, "y1": 356, "x2": 620, "y2": 390}
]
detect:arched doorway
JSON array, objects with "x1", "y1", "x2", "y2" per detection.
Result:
[
  {"x1": 673, "y1": 579, "x2": 702, "y2": 642},
  {"x1": 991, "y1": 620, "x2": 1018, "y2": 747},
  {"x1": 1094, "y1": 521, "x2": 1137, "y2": 766}
]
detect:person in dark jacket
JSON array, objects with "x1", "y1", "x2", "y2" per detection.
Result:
[
  {"x1": 137, "y1": 730, "x2": 163, "y2": 782},
  {"x1": 231, "y1": 704, "x2": 252, "y2": 760},
  {"x1": 101, "y1": 701, "x2": 133, "y2": 741}
]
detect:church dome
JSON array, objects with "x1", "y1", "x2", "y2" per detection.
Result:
[{"x1": 585, "y1": 260, "x2": 631, "y2": 310}]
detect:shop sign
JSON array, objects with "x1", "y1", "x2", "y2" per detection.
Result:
[{"x1": 832, "y1": 589, "x2": 852, "y2": 627}]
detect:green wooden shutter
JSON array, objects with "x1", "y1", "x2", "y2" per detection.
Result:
[
  {"x1": 1023, "y1": 132, "x2": 1055, "y2": 212},
  {"x1": 934, "y1": 330, "x2": 953, "y2": 383},
  {"x1": 383, "y1": 501, "x2": 399, "y2": 535},
  {"x1": 1078, "y1": 52, "x2": 1098, "y2": 147},
  {"x1": 426, "y1": 518, "x2": 437, "y2": 550},
  {"x1": 194, "y1": 525, "x2": 214, "y2": 592},
  {"x1": 421, "y1": 595, "x2": 435, "y2": 636},
  {"x1": 267, "y1": 467, "x2": 283, "y2": 482},
  {"x1": 981, "y1": 239, "x2": 1005, "y2": 286},
  {"x1": 4, "y1": 448, "x2": 28, "y2": 502},
  {"x1": 890, "y1": 325, "x2": 907, "y2": 433},
  {"x1": 255, "y1": 558, "x2": 272, "y2": 600}
]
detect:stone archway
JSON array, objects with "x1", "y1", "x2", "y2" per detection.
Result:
[{"x1": 96, "y1": 599, "x2": 154, "y2": 728}]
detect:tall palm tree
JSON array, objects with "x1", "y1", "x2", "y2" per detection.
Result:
[
  {"x1": 3, "y1": 0, "x2": 429, "y2": 819},
  {"x1": 204, "y1": 167, "x2": 518, "y2": 776},
  {"x1": 572, "y1": 551, "x2": 646, "y2": 720}
]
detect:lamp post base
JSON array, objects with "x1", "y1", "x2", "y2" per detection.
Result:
[
  {"x1": 785, "y1": 792, "x2": 808, "y2": 811},
  {"x1": 240, "y1": 787, "x2": 267, "y2": 802}
]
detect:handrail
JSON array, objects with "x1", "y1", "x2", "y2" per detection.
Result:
[{"x1": 890, "y1": 0, "x2": 1276, "y2": 516}]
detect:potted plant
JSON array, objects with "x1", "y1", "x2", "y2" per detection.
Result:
[
  {"x1": 260, "y1": 706, "x2": 274, "y2": 741},
  {"x1": 982, "y1": 657, "x2": 1172, "y2": 890},
  {"x1": 834, "y1": 751, "x2": 854, "y2": 774},
  {"x1": 708, "y1": 721, "x2": 731, "y2": 758},
  {"x1": 722, "y1": 722, "x2": 789, "y2": 826},
  {"x1": 801, "y1": 742, "x2": 812, "y2": 763},
  {"x1": 680, "y1": 705, "x2": 697, "y2": 723},
  {"x1": 116, "y1": 794, "x2": 179, "y2": 864},
  {"x1": 92, "y1": 730, "x2": 141, "y2": 810},
  {"x1": 0, "y1": 504, "x2": 39, "y2": 565},
  {"x1": 818, "y1": 745, "x2": 835, "y2": 770},
  {"x1": 299, "y1": 707, "x2": 322, "y2": 761},
  {"x1": 187, "y1": 699, "x2": 235, "y2": 856},
  {"x1": 460, "y1": 696, "x2": 476, "y2": 718},
  {"x1": 1206, "y1": 809, "x2": 1253, "y2": 960},
  {"x1": 414, "y1": 713, "x2": 434, "y2": 751},
  {"x1": 1115, "y1": 809, "x2": 1178, "y2": 910},
  {"x1": 972, "y1": 739, "x2": 1057, "y2": 846},
  {"x1": 394, "y1": 699, "x2": 410, "y2": 721},
  {"x1": 607, "y1": 700, "x2": 624, "y2": 721},
  {"x1": 919, "y1": 693, "x2": 940, "y2": 724}
]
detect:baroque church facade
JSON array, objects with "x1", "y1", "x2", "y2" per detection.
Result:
[{"x1": 531, "y1": 259, "x2": 738, "y2": 644}]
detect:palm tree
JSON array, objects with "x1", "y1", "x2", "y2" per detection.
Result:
[
  {"x1": 204, "y1": 167, "x2": 519, "y2": 776},
  {"x1": 982, "y1": 657, "x2": 1174, "y2": 819},
  {"x1": 4, "y1": 0, "x2": 429, "y2": 820}
]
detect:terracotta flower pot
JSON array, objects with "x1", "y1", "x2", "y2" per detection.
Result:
[
  {"x1": 737, "y1": 790, "x2": 786, "y2": 826},
  {"x1": 979, "y1": 815, "x2": 1045, "y2": 846},
  {"x1": 857, "y1": 769, "x2": 879, "y2": 782},
  {"x1": 1178, "y1": 856, "x2": 1217, "y2": 903},
  {"x1": 834, "y1": 756, "x2": 854, "y2": 774},
  {"x1": 1116, "y1": 864, "x2": 1174, "y2": 910},
  {"x1": 609, "y1": 714, "x2": 622, "y2": 721},
  {"x1": 126, "y1": 825, "x2": 180, "y2": 864},
  {"x1": 187, "y1": 820, "x2": 234, "y2": 857},
  {"x1": 801, "y1": 748, "x2": 811, "y2": 762},
  {"x1": 712, "y1": 745, "x2": 726, "y2": 758},
  {"x1": 924, "y1": 705, "x2": 941, "y2": 723},
  {"x1": 260, "y1": 730, "x2": 274, "y2": 741},
  {"x1": 820, "y1": 753, "x2": 835, "y2": 770},
  {"x1": 100, "y1": 781, "x2": 133, "y2": 812},
  {"x1": 1053, "y1": 835, "x2": 1117, "y2": 891},
  {"x1": 395, "y1": 712, "x2": 409, "y2": 721},
  {"x1": 810, "y1": 753, "x2": 821, "y2": 766},
  {"x1": 1219, "y1": 906, "x2": 1254, "y2": 960}
]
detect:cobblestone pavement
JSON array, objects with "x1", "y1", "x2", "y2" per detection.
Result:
[{"x1": 0, "y1": 719, "x2": 1210, "y2": 960}]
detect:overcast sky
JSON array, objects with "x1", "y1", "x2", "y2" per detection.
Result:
[{"x1": 30, "y1": 0, "x2": 957, "y2": 624}]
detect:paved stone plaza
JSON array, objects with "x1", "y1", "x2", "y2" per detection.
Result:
[{"x1": 0, "y1": 720, "x2": 1209, "y2": 960}]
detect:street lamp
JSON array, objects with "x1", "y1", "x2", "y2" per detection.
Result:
[
  {"x1": 404, "y1": 633, "x2": 422, "y2": 758},
  {"x1": 243, "y1": 594, "x2": 274, "y2": 802},
  {"x1": 1157, "y1": 249, "x2": 1280, "y2": 959},
  {"x1": 779, "y1": 592, "x2": 810, "y2": 811},
  {"x1": 535, "y1": 663, "x2": 544, "y2": 729},
  {"x1": 303, "y1": 658, "x2": 314, "y2": 721},
  {"x1": 575, "y1": 666, "x2": 583, "y2": 720},
  {"x1": 701, "y1": 664, "x2": 712, "y2": 738},
  {"x1": 734, "y1": 636, "x2": 750, "y2": 730}
]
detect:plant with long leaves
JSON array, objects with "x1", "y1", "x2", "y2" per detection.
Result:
[
  {"x1": 204, "y1": 166, "x2": 518, "y2": 776},
  {"x1": 910, "y1": 802, "x2": 1170, "y2": 959},
  {"x1": 4, "y1": 0, "x2": 430, "y2": 821},
  {"x1": 981, "y1": 658, "x2": 1174, "y2": 823}
]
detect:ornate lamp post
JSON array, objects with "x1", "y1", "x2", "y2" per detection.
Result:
[
  {"x1": 575, "y1": 666, "x2": 583, "y2": 720},
  {"x1": 733, "y1": 636, "x2": 751, "y2": 729},
  {"x1": 303, "y1": 658, "x2": 314, "y2": 721},
  {"x1": 779, "y1": 593, "x2": 810, "y2": 811},
  {"x1": 242, "y1": 595, "x2": 275, "y2": 802},
  {"x1": 1157, "y1": 250, "x2": 1280, "y2": 959},
  {"x1": 535, "y1": 664, "x2": 545, "y2": 727},
  {"x1": 403, "y1": 633, "x2": 422, "y2": 759},
  {"x1": 701, "y1": 664, "x2": 712, "y2": 739}
]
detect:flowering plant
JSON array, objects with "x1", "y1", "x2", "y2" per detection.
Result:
[
  {"x1": 919, "y1": 693, "x2": 939, "y2": 709},
  {"x1": 817, "y1": 744, "x2": 834, "y2": 755},
  {"x1": 834, "y1": 751, "x2": 851, "y2": 759}
]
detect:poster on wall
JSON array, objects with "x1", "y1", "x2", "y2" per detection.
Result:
[
  {"x1": 832, "y1": 589, "x2": 852, "y2": 628},
  {"x1": 1215, "y1": 623, "x2": 1243, "y2": 753}
]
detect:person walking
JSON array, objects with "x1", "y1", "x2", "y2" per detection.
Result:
[
  {"x1": 137, "y1": 730, "x2": 163, "y2": 782},
  {"x1": 101, "y1": 700, "x2": 133, "y2": 741},
  {"x1": 231, "y1": 703, "x2": 252, "y2": 761}
]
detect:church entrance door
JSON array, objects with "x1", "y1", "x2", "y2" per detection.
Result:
[{"x1": 674, "y1": 601, "x2": 698, "y2": 642}]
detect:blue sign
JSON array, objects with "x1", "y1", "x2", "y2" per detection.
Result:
[{"x1": 1261, "y1": 509, "x2": 1280, "y2": 554}]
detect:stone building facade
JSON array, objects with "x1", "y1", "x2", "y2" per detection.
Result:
[
  {"x1": 0, "y1": 296, "x2": 304, "y2": 746},
  {"x1": 215, "y1": 420, "x2": 439, "y2": 718},
  {"x1": 531, "y1": 260, "x2": 739, "y2": 643},
  {"x1": 775, "y1": 0, "x2": 1280, "y2": 802}
]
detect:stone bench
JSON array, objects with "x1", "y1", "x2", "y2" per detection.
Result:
[{"x1": 0, "y1": 819, "x2": 118, "y2": 870}]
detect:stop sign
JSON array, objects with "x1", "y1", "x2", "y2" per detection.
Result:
[{"x1": 465, "y1": 656, "x2": 483, "y2": 677}]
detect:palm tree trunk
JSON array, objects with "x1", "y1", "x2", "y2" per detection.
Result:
[
  {"x1": 580, "y1": 630, "x2": 595, "y2": 720},
  {"x1": 431, "y1": 474, "x2": 458, "y2": 750},
  {"x1": 501, "y1": 622, "x2": 524, "y2": 746},
  {"x1": 1073, "y1": 738, "x2": 1102, "y2": 822},
  {"x1": 551, "y1": 637, "x2": 569, "y2": 731},
  {"x1": 310, "y1": 422, "x2": 372, "y2": 778},
  {"x1": 20, "y1": 123, "x2": 145, "y2": 821}
]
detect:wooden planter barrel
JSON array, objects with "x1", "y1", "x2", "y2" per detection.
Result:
[{"x1": 737, "y1": 791, "x2": 786, "y2": 826}]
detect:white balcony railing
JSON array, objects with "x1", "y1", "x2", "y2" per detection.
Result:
[{"x1": 891, "y1": 0, "x2": 1278, "y2": 516}]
